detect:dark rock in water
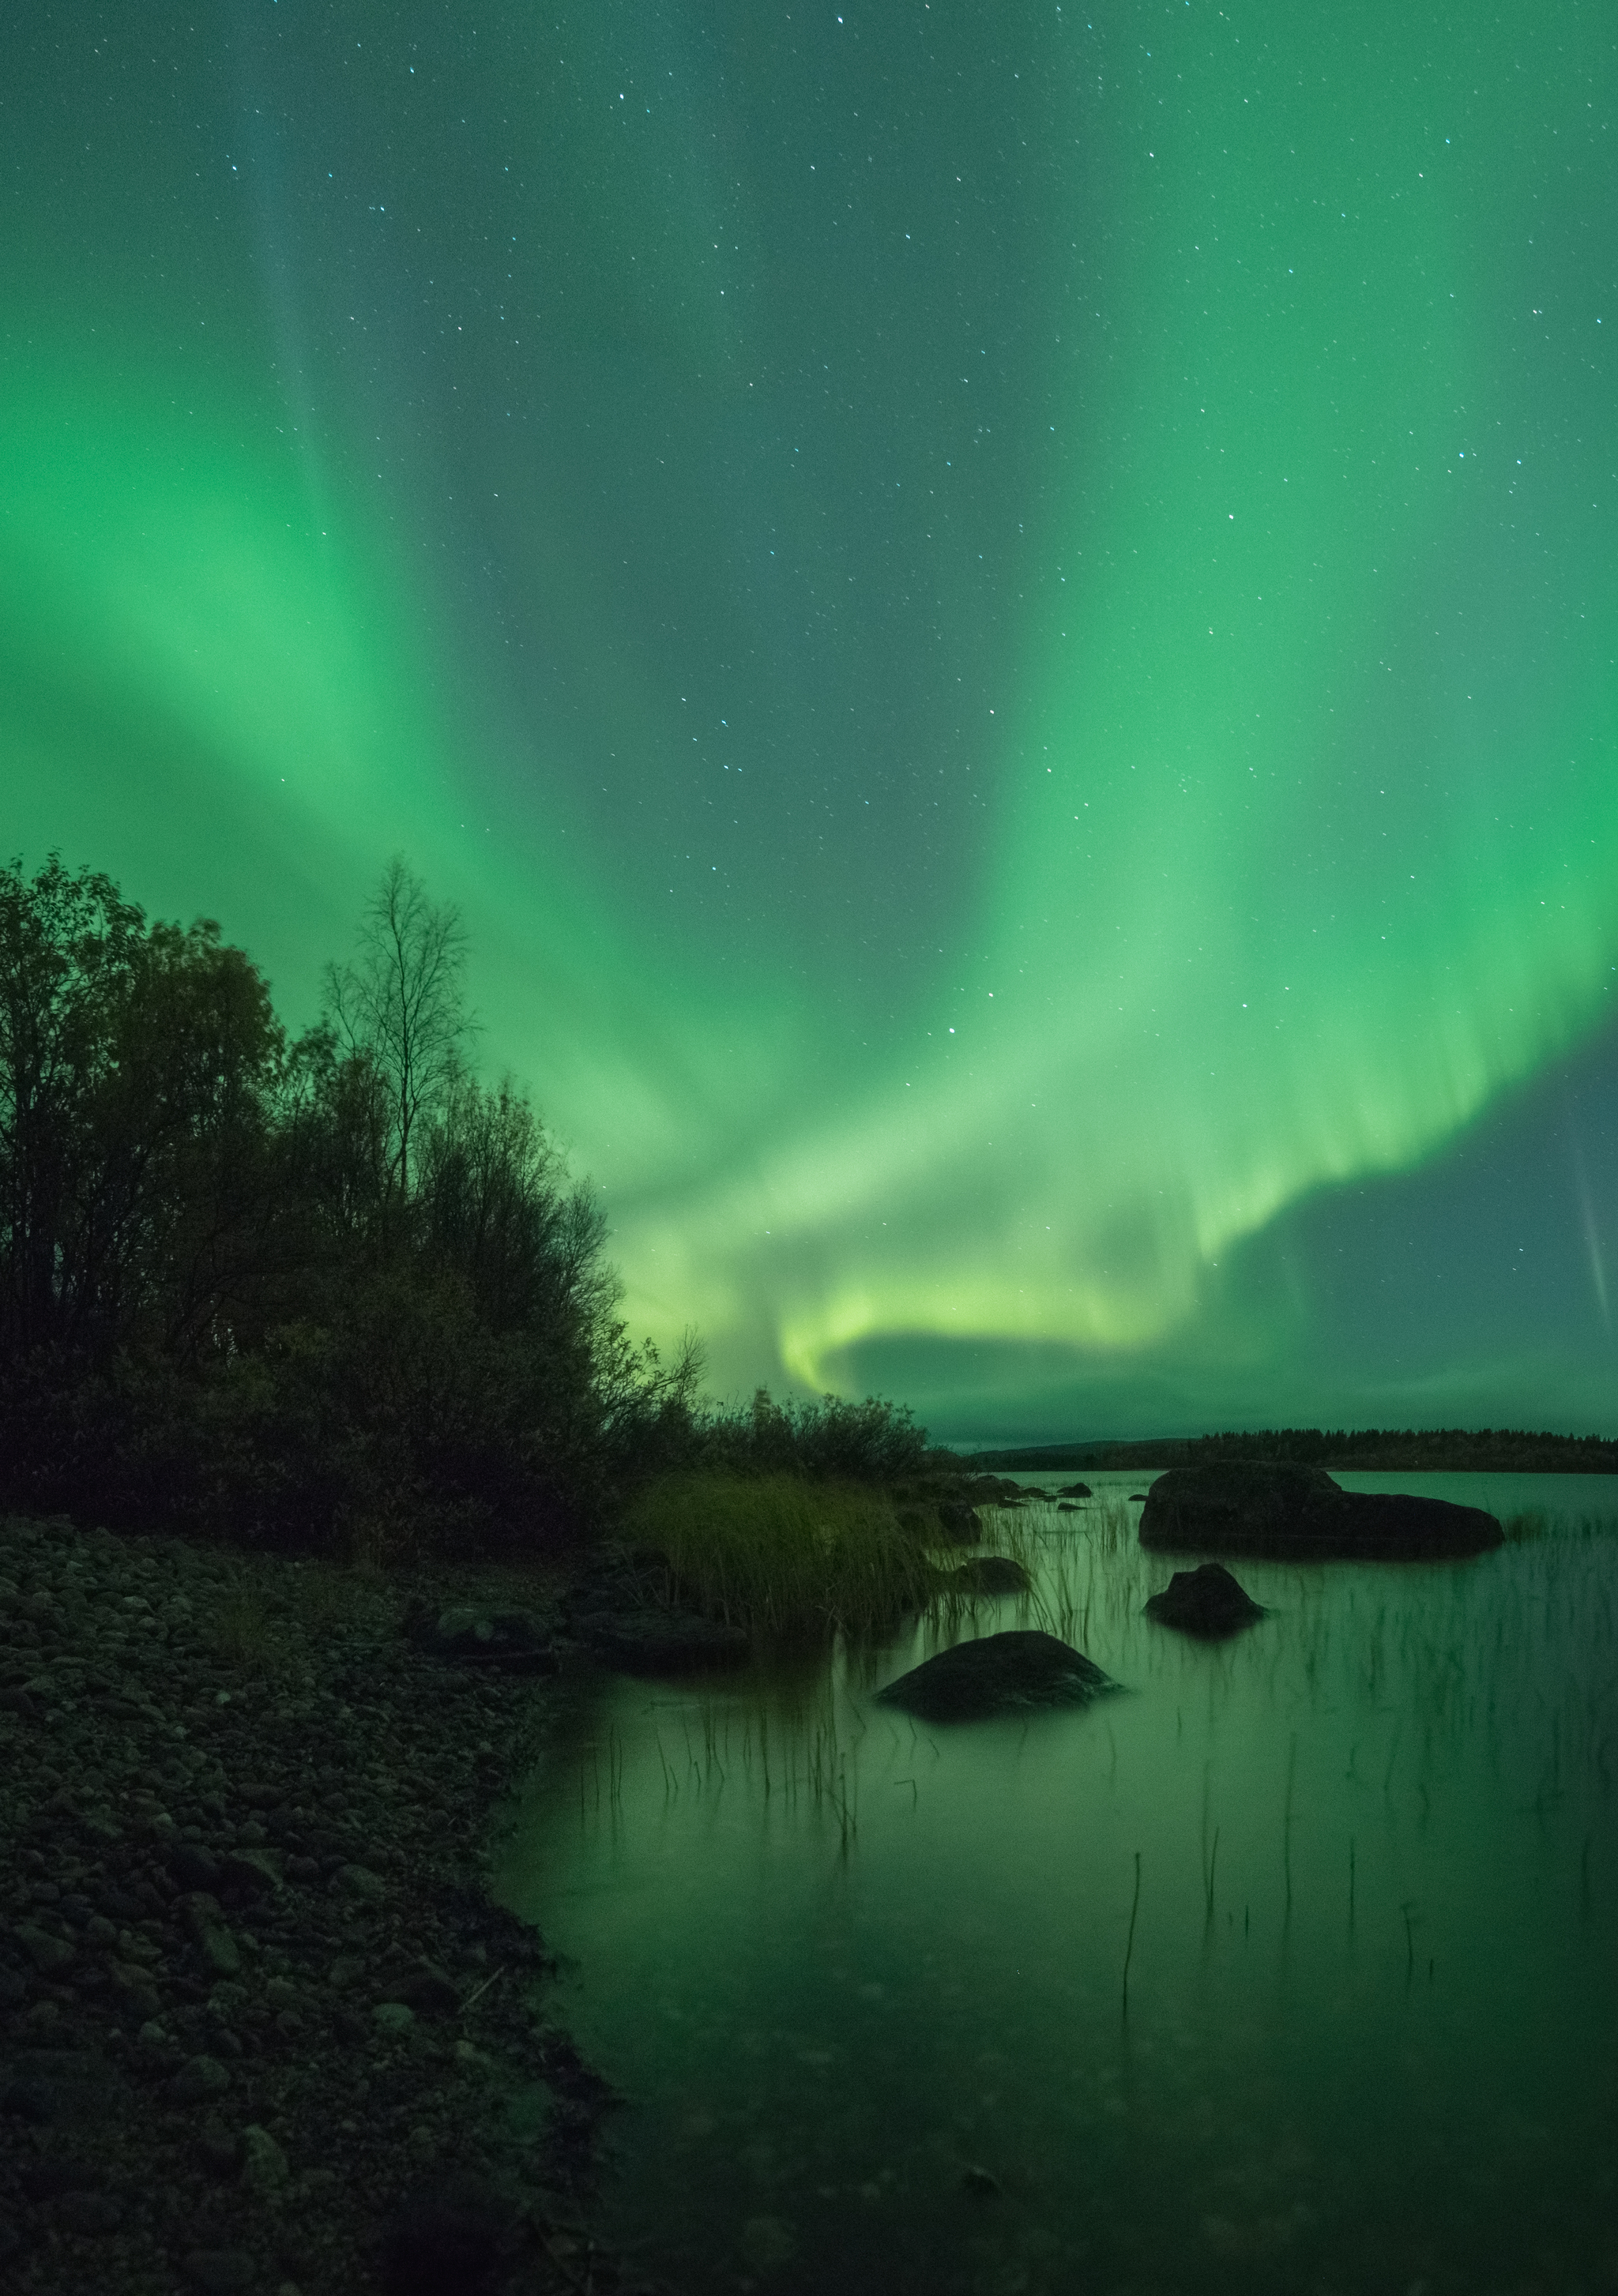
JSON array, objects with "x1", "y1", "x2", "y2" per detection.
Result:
[
  {"x1": 1055, "y1": 1502, "x2": 1080, "y2": 1513},
  {"x1": 876, "y1": 1629, "x2": 1119, "y2": 1722},
  {"x1": 1129, "y1": 1493, "x2": 1150, "y2": 1503},
  {"x1": 939, "y1": 1555, "x2": 1033, "y2": 1597},
  {"x1": 404, "y1": 1600, "x2": 560, "y2": 1674},
  {"x1": 1058, "y1": 1482, "x2": 1093, "y2": 1498},
  {"x1": 1144, "y1": 1561, "x2": 1266, "y2": 1639},
  {"x1": 574, "y1": 1608, "x2": 750, "y2": 1674},
  {"x1": 1139, "y1": 1464, "x2": 1503, "y2": 1558},
  {"x1": 935, "y1": 1501, "x2": 982, "y2": 1542}
]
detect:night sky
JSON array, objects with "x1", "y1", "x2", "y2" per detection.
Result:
[{"x1": 5, "y1": 2, "x2": 1616, "y2": 1442}]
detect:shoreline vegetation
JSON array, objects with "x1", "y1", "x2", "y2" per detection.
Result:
[{"x1": 968, "y1": 1428, "x2": 1618, "y2": 1475}]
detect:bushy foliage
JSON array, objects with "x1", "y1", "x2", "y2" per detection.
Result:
[
  {"x1": 0, "y1": 853, "x2": 697, "y2": 1559},
  {"x1": 690, "y1": 1387, "x2": 930, "y2": 1484}
]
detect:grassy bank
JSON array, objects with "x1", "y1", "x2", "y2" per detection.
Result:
[{"x1": 622, "y1": 1471, "x2": 948, "y2": 1639}]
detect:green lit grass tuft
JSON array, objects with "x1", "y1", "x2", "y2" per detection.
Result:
[{"x1": 624, "y1": 1471, "x2": 941, "y2": 1640}]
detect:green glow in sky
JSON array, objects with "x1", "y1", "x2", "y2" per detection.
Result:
[{"x1": 4, "y1": 1, "x2": 1615, "y2": 1436}]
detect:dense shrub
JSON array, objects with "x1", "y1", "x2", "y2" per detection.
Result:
[{"x1": 690, "y1": 1387, "x2": 929, "y2": 1484}]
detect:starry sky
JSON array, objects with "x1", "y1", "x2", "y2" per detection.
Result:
[{"x1": 4, "y1": 2, "x2": 1616, "y2": 1443}]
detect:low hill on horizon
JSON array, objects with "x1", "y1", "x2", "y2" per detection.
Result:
[{"x1": 967, "y1": 1426, "x2": 1618, "y2": 1475}]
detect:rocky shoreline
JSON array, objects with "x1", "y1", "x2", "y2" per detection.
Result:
[{"x1": 0, "y1": 1510, "x2": 679, "y2": 2296}]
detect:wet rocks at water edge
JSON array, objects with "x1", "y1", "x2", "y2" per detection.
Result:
[
  {"x1": 403, "y1": 1599, "x2": 559, "y2": 1675},
  {"x1": 1144, "y1": 1562, "x2": 1267, "y2": 1640},
  {"x1": 876, "y1": 1629, "x2": 1121, "y2": 1722},
  {"x1": 0, "y1": 1510, "x2": 648, "y2": 2296},
  {"x1": 933, "y1": 1500, "x2": 983, "y2": 1542},
  {"x1": 562, "y1": 1542, "x2": 750, "y2": 1674},
  {"x1": 1139, "y1": 1464, "x2": 1503, "y2": 1558}
]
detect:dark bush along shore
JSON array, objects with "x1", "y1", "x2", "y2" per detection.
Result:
[{"x1": 0, "y1": 1511, "x2": 682, "y2": 2296}]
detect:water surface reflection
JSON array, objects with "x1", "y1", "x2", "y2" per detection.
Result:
[{"x1": 497, "y1": 1475, "x2": 1618, "y2": 2294}]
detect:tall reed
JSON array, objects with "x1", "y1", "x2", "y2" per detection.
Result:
[{"x1": 625, "y1": 1470, "x2": 940, "y2": 1640}]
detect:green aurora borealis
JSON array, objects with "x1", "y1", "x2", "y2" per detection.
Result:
[{"x1": 4, "y1": 2, "x2": 1616, "y2": 1440}]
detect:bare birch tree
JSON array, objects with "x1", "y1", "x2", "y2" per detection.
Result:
[{"x1": 322, "y1": 859, "x2": 472, "y2": 1199}]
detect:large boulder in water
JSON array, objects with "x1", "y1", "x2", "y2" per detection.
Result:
[
  {"x1": 1139, "y1": 1464, "x2": 1502, "y2": 1559},
  {"x1": 1144, "y1": 1561, "x2": 1266, "y2": 1639},
  {"x1": 876, "y1": 1630, "x2": 1119, "y2": 1722}
]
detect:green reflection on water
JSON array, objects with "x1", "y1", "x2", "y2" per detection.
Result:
[{"x1": 497, "y1": 1476, "x2": 1618, "y2": 2295}]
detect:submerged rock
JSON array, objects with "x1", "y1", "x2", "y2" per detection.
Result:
[
  {"x1": 574, "y1": 1608, "x2": 751, "y2": 1674},
  {"x1": 876, "y1": 1629, "x2": 1119, "y2": 1722},
  {"x1": 1058, "y1": 1482, "x2": 1093, "y2": 1498},
  {"x1": 1144, "y1": 1561, "x2": 1266, "y2": 1639},
  {"x1": 1139, "y1": 1464, "x2": 1503, "y2": 1558},
  {"x1": 937, "y1": 1554, "x2": 1033, "y2": 1598}
]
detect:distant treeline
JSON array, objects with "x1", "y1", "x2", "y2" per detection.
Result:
[
  {"x1": 973, "y1": 1428, "x2": 1618, "y2": 1474},
  {"x1": 0, "y1": 854, "x2": 926, "y2": 1564}
]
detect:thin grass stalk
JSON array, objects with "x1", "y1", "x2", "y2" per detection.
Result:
[{"x1": 1122, "y1": 1850, "x2": 1142, "y2": 2018}]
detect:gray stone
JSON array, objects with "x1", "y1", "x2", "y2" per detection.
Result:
[
  {"x1": 373, "y1": 2001, "x2": 416, "y2": 2035},
  {"x1": 388, "y1": 1960, "x2": 460, "y2": 2016},
  {"x1": 220, "y1": 1849, "x2": 280, "y2": 1899},
  {"x1": 13, "y1": 1921, "x2": 76, "y2": 1974},
  {"x1": 877, "y1": 1630, "x2": 1120, "y2": 1722},
  {"x1": 170, "y1": 2053, "x2": 231, "y2": 2105},
  {"x1": 170, "y1": 1842, "x2": 224, "y2": 1892},
  {"x1": 1139, "y1": 1464, "x2": 1503, "y2": 1559},
  {"x1": 201, "y1": 1925, "x2": 242, "y2": 1976},
  {"x1": 1145, "y1": 1561, "x2": 1267, "y2": 1640},
  {"x1": 240, "y1": 2122, "x2": 289, "y2": 2191},
  {"x1": 333, "y1": 1862, "x2": 387, "y2": 1904}
]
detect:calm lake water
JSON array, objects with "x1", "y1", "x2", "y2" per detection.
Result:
[{"x1": 495, "y1": 1475, "x2": 1618, "y2": 2295}]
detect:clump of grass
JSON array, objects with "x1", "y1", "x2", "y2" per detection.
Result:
[
  {"x1": 208, "y1": 1577, "x2": 288, "y2": 1679},
  {"x1": 623, "y1": 1470, "x2": 939, "y2": 1640},
  {"x1": 207, "y1": 1553, "x2": 382, "y2": 1680},
  {"x1": 1502, "y1": 1508, "x2": 1552, "y2": 1543}
]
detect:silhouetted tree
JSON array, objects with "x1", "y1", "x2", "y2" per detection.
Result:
[{"x1": 322, "y1": 857, "x2": 470, "y2": 1201}]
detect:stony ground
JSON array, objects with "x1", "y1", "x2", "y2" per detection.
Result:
[{"x1": 0, "y1": 1510, "x2": 680, "y2": 2296}]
